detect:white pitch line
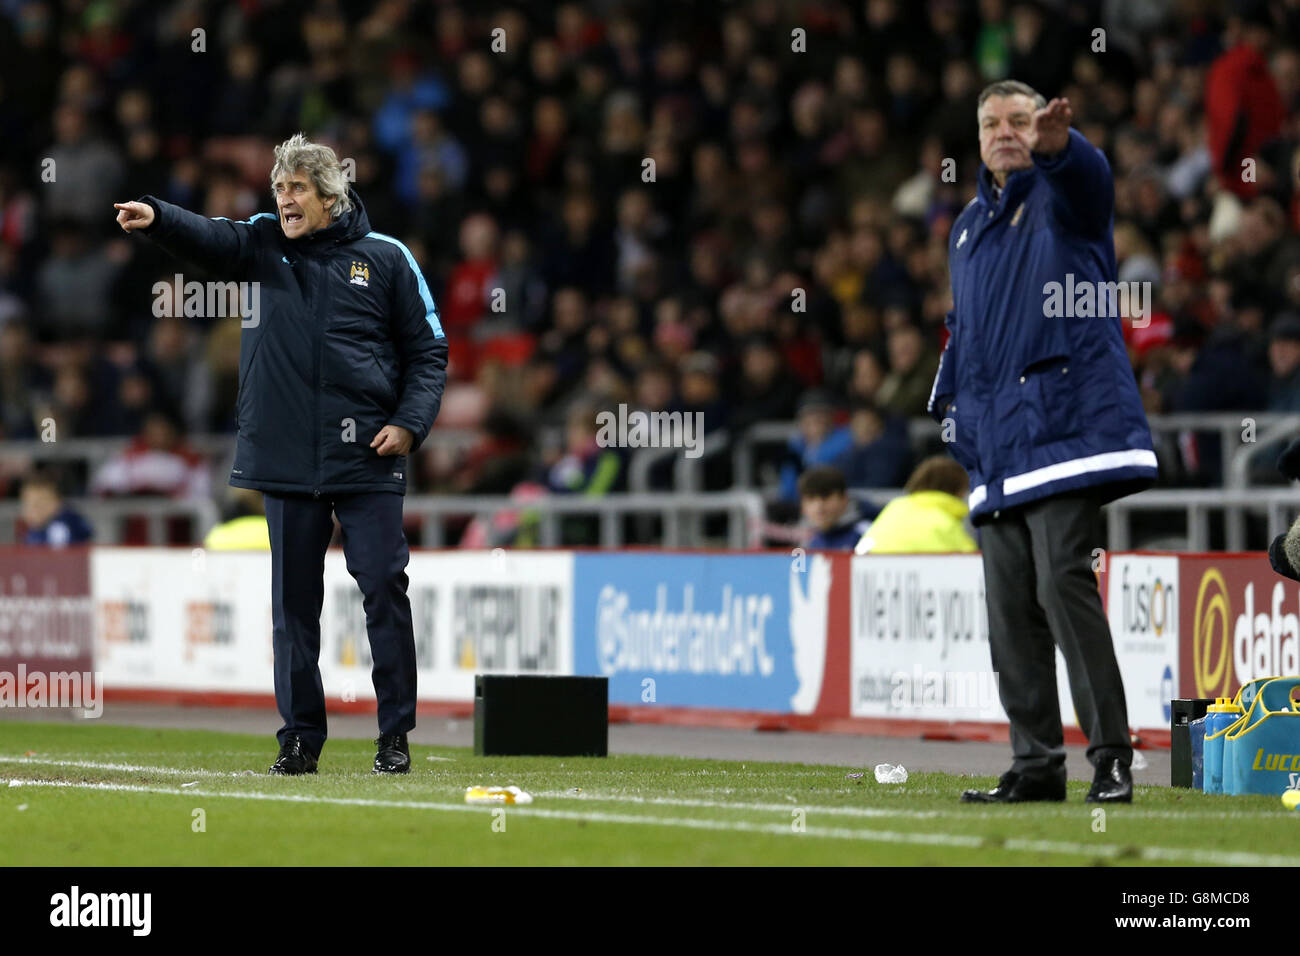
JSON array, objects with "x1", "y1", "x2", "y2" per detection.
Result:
[
  {"x1": 532, "y1": 790, "x2": 944, "y2": 819},
  {"x1": 7, "y1": 777, "x2": 1300, "y2": 867},
  {"x1": 3, "y1": 756, "x2": 1292, "y2": 822},
  {"x1": 531, "y1": 789, "x2": 1297, "y2": 821},
  {"x1": 0, "y1": 756, "x2": 231, "y2": 777}
]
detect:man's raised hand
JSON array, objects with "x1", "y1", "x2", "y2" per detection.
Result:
[
  {"x1": 1029, "y1": 97, "x2": 1072, "y2": 158},
  {"x1": 114, "y1": 201, "x2": 154, "y2": 232}
]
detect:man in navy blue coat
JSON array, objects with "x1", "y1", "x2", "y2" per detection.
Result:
[
  {"x1": 929, "y1": 82, "x2": 1157, "y2": 803},
  {"x1": 115, "y1": 134, "x2": 448, "y2": 776}
]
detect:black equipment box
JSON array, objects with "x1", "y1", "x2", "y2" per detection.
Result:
[{"x1": 474, "y1": 675, "x2": 609, "y2": 757}]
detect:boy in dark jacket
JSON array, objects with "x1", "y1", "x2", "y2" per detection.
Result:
[{"x1": 799, "y1": 465, "x2": 880, "y2": 550}]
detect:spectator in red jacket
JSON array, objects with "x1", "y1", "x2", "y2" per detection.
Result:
[{"x1": 1205, "y1": 0, "x2": 1284, "y2": 199}]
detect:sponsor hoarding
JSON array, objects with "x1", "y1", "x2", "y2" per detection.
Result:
[
  {"x1": 572, "y1": 552, "x2": 831, "y2": 713},
  {"x1": 849, "y1": 555, "x2": 1004, "y2": 721},
  {"x1": 1105, "y1": 554, "x2": 1179, "y2": 728},
  {"x1": 0, "y1": 547, "x2": 93, "y2": 676},
  {"x1": 1179, "y1": 554, "x2": 1300, "y2": 702},
  {"x1": 93, "y1": 549, "x2": 574, "y2": 702}
]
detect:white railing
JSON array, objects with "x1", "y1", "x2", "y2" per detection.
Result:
[
  {"x1": 1105, "y1": 487, "x2": 1300, "y2": 551},
  {"x1": 0, "y1": 497, "x2": 219, "y2": 545},
  {"x1": 403, "y1": 490, "x2": 765, "y2": 549}
]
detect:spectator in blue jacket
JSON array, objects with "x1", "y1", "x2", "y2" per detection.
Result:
[
  {"x1": 20, "y1": 471, "x2": 93, "y2": 547},
  {"x1": 931, "y1": 83, "x2": 1157, "y2": 806},
  {"x1": 779, "y1": 389, "x2": 852, "y2": 502}
]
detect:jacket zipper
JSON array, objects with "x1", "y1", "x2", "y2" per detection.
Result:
[{"x1": 305, "y1": 255, "x2": 321, "y2": 497}]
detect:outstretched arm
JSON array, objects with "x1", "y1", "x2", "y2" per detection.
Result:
[
  {"x1": 1029, "y1": 99, "x2": 1114, "y2": 239},
  {"x1": 114, "y1": 196, "x2": 266, "y2": 275}
]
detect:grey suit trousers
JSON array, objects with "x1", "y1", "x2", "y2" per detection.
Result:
[{"x1": 979, "y1": 490, "x2": 1132, "y2": 775}]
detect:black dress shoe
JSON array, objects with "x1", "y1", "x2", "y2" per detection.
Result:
[
  {"x1": 960, "y1": 768, "x2": 1066, "y2": 803},
  {"x1": 1086, "y1": 758, "x2": 1133, "y2": 803},
  {"x1": 373, "y1": 733, "x2": 410, "y2": 774},
  {"x1": 268, "y1": 735, "x2": 318, "y2": 775}
]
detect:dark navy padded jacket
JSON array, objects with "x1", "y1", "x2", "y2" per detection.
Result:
[{"x1": 139, "y1": 189, "x2": 447, "y2": 497}]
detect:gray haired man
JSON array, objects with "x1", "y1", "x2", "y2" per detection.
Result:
[{"x1": 116, "y1": 133, "x2": 448, "y2": 775}]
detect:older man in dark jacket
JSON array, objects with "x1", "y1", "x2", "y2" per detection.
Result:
[
  {"x1": 930, "y1": 83, "x2": 1157, "y2": 804},
  {"x1": 115, "y1": 133, "x2": 448, "y2": 775}
]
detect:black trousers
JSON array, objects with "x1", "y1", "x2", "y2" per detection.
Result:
[
  {"x1": 264, "y1": 490, "x2": 416, "y2": 757},
  {"x1": 979, "y1": 491, "x2": 1131, "y2": 775}
]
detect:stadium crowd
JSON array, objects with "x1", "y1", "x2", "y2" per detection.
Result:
[{"x1": 1, "y1": 0, "x2": 1300, "y2": 542}]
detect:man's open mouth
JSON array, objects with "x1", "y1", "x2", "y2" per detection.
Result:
[{"x1": 284, "y1": 211, "x2": 304, "y2": 224}]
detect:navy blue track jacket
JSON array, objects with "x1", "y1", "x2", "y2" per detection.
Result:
[
  {"x1": 928, "y1": 128, "x2": 1158, "y2": 523},
  {"x1": 137, "y1": 189, "x2": 447, "y2": 497}
]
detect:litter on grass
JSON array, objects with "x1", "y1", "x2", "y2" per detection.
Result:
[
  {"x1": 465, "y1": 785, "x2": 533, "y2": 805},
  {"x1": 874, "y1": 764, "x2": 908, "y2": 784}
]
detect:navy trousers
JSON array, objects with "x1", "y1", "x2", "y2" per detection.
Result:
[{"x1": 264, "y1": 491, "x2": 416, "y2": 757}]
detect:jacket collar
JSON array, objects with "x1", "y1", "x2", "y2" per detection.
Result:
[{"x1": 977, "y1": 162, "x2": 1035, "y2": 213}]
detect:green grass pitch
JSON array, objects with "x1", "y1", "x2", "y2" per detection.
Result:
[{"x1": 1, "y1": 721, "x2": 1297, "y2": 866}]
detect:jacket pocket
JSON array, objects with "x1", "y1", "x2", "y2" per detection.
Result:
[
  {"x1": 236, "y1": 333, "x2": 266, "y2": 438},
  {"x1": 943, "y1": 397, "x2": 979, "y2": 474},
  {"x1": 1021, "y1": 354, "x2": 1082, "y2": 444},
  {"x1": 368, "y1": 344, "x2": 397, "y2": 406}
]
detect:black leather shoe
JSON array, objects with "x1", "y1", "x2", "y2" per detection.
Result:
[
  {"x1": 373, "y1": 733, "x2": 410, "y2": 774},
  {"x1": 268, "y1": 735, "x2": 318, "y2": 775},
  {"x1": 960, "y1": 768, "x2": 1066, "y2": 803},
  {"x1": 1086, "y1": 758, "x2": 1133, "y2": 803}
]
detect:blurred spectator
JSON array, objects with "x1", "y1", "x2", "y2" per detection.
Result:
[
  {"x1": 545, "y1": 403, "x2": 623, "y2": 496},
  {"x1": 203, "y1": 488, "x2": 270, "y2": 550},
  {"x1": 1166, "y1": 319, "x2": 1269, "y2": 484},
  {"x1": 443, "y1": 212, "x2": 499, "y2": 336},
  {"x1": 835, "y1": 401, "x2": 914, "y2": 488},
  {"x1": 855, "y1": 456, "x2": 976, "y2": 554},
  {"x1": 729, "y1": 334, "x2": 802, "y2": 432},
  {"x1": 799, "y1": 465, "x2": 879, "y2": 550},
  {"x1": 677, "y1": 351, "x2": 728, "y2": 433},
  {"x1": 779, "y1": 389, "x2": 852, "y2": 502},
  {"x1": 42, "y1": 104, "x2": 123, "y2": 233},
  {"x1": 451, "y1": 408, "x2": 532, "y2": 495},
  {"x1": 1268, "y1": 313, "x2": 1300, "y2": 411},
  {"x1": 20, "y1": 470, "x2": 93, "y2": 547},
  {"x1": 0, "y1": 321, "x2": 48, "y2": 439},
  {"x1": 875, "y1": 323, "x2": 940, "y2": 417},
  {"x1": 1205, "y1": 0, "x2": 1284, "y2": 200},
  {"x1": 90, "y1": 410, "x2": 211, "y2": 499},
  {"x1": 34, "y1": 222, "x2": 123, "y2": 341}
]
